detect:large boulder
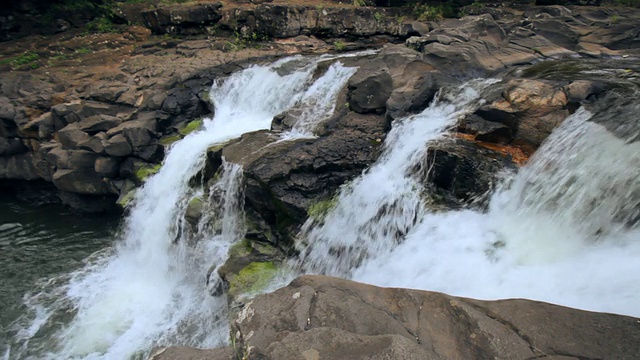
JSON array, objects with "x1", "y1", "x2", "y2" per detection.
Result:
[
  {"x1": 52, "y1": 168, "x2": 111, "y2": 195},
  {"x1": 155, "y1": 275, "x2": 640, "y2": 360},
  {"x1": 420, "y1": 137, "x2": 518, "y2": 208},
  {"x1": 475, "y1": 78, "x2": 569, "y2": 152}
]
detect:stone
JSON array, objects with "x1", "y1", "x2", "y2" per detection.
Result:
[
  {"x1": 57, "y1": 123, "x2": 90, "y2": 149},
  {"x1": 148, "y1": 347, "x2": 235, "y2": 360},
  {"x1": 213, "y1": 275, "x2": 640, "y2": 360},
  {"x1": 458, "y1": 114, "x2": 513, "y2": 144},
  {"x1": 77, "y1": 114, "x2": 123, "y2": 134},
  {"x1": 94, "y1": 157, "x2": 120, "y2": 178},
  {"x1": 0, "y1": 137, "x2": 27, "y2": 156},
  {"x1": 104, "y1": 134, "x2": 133, "y2": 157},
  {"x1": 58, "y1": 191, "x2": 119, "y2": 213},
  {"x1": 52, "y1": 168, "x2": 111, "y2": 195},
  {"x1": 140, "y1": 3, "x2": 223, "y2": 35},
  {"x1": 0, "y1": 153, "x2": 39, "y2": 180},
  {"x1": 475, "y1": 78, "x2": 569, "y2": 153},
  {"x1": 419, "y1": 138, "x2": 518, "y2": 208},
  {"x1": 347, "y1": 58, "x2": 393, "y2": 114},
  {"x1": 20, "y1": 112, "x2": 54, "y2": 140},
  {"x1": 78, "y1": 132, "x2": 108, "y2": 154}
]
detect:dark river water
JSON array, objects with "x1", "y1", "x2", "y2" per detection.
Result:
[{"x1": 0, "y1": 191, "x2": 120, "y2": 354}]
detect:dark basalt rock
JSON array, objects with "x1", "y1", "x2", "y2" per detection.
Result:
[{"x1": 419, "y1": 138, "x2": 517, "y2": 209}]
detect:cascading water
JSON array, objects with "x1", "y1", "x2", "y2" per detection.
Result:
[
  {"x1": 296, "y1": 79, "x2": 498, "y2": 276},
  {"x1": 6, "y1": 54, "x2": 363, "y2": 360},
  {"x1": 297, "y1": 85, "x2": 640, "y2": 317},
  {"x1": 280, "y1": 62, "x2": 358, "y2": 140}
]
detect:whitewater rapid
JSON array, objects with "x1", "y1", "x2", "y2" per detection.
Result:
[
  {"x1": 7, "y1": 54, "x2": 362, "y2": 360},
  {"x1": 297, "y1": 90, "x2": 640, "y2": 317}
]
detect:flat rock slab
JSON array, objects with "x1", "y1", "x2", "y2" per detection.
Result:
[{"x1": 159, "y1": 275, "x2": 640, "y2": 360}]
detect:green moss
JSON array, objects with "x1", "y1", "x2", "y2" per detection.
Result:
[
  {"x1": 116, "y1": 188, "x2": 137, "y2": 208},
  {"x1": 159, "y1": 134, "x2": 183, "y2": 146},
  {"x1": 228, "y1": 261, "x2": 278, "y2": 297},
  {"x1": 179, "y1": 119, "x2": 203, "y2": 135},
  {"x1": 307, "y1": 196, "x2": 339, "y2": 221},
  {"x1": 135, "y1": 163, "x2": 162, "y2": 181}
]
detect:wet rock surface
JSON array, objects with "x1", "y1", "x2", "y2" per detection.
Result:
[{"x1": 153, "y1": 275, "x2": 640, "y2": 360}]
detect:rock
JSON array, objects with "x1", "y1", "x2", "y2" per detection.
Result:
[
  {"x1": 148, "y1": 346, "x2": 235, "y2": 360},
  {"x1": 104, "y1": 134, "x2": 133, "y2": 157},
  {"x1": 564, "y1": 80, "x2": 603, "y2": 104},
  {"x1": 0, "y1": 153, "x2": 39, "y2": 180},
  {"x1": 210, "y1": 275, "x2": 640, "y2": 360},
  {"x1": 123, "y1": 126, "x2": 155, "y2": 150},
  {"x1": 20, "y1": 112, "x2": 54, "y2": 140},
  {"x1": 0, "y1": 137, "x2": 27, "y2": 155},
  {"x1": 347, "y1": 58, "x2": 393, "y2": 114},
  {"x1": 218, "y1": 238, "x2": 284, "y2": 301},
  {"x1": 458, "y1": 114, "x2": 513, "y2": 144},
  {"x1": 224, "y1": 114, "x2": 386, "y2": 239},
  {"x1": 78, "y1": 132, "x2": 108, "y2": 154},
  {"x1": 140, "y1": 3, "x2": 223, "y2": 35},
  {"x1": 57, "y1": 191, "x2": 119, "y2": 213},
  {"x1": 407, "y1": 14, "x2": 575, "y2": 74},
  {"x1": 77, "y1": 115, "x2": 123, "y2": 134},
  {"x1": 57, "y1": 123, "x2": 90, "y2": 149},
  {"x1": 419, "y1": 138, "x2": 518, "y2": 208},
  {"x1": 475, "y1": 78, "x2": 569, "y2": 152},
  {"x1": 184, "y1": 197, "x2": 204, "y2": 227},
  {"x1": 52, "y1": 100, "x2": 134, "y2": 132},
  {"x1": 247, "y1": 5, "x2": 412, "y2": 39},
  {"x1": 52, "y1": 168, "x2": 111, "y2": 195},
  {"x1": 94, "y1": 157, "x2": 120, "y2": 178},
  {"x1": 385, "y1": 66, "x2": 446, "y2": 120}
]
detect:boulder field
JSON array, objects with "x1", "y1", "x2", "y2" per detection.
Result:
[{"x1": 1, "y1": 1, "x2": 639, "y2": 359}]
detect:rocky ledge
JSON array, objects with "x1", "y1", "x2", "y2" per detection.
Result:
[{"x1": 151, "y1": 275, "x2": 640, "y2": 360}]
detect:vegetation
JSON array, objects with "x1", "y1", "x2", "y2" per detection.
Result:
[
  {"x1": 308, "y1": 196, "x2": 339, "y2": 221},
  {"x1": 334, "y1": 41, "x2": 347, "y2": 51},
  {"x1": 134, "y1": 163, "x2": 162, "y2": 182},
  {"x1": 225, "y1": 30, "x2": 271, "y2": 51},
  {"x1": 228, "y1": 261, "x2": 279, "y2": 297},
  {"x1": 0, "y1": 51, "x2": 40, "y2": 70},
  {"x1": 179, "y1": 119, "x2": 204, "y2": 135}
]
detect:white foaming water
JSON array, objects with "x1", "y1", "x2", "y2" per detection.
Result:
[
  {"x1": 300, "y1": 94, "x2": 640, "y2": 317},
  {"x1": 280, "y1": 62, "x2": 358, "y2": 140},
  {"x1": 296, "y1": 80, "x2": 497, "y2": 275},
  {"x1": 9, "y1": 54, "x2": 360, "y2": 360}
]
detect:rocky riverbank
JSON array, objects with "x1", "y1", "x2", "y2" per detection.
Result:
[{"x1": 2, "y1": 1, "x2": 640, "y2": 359}]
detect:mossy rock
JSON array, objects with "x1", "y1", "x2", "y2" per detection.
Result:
[
  {"x1": 135, "y1": 163, "x2": 162, "y2": 182},
  {"x1": 179, "y1": 119, "x2": 204, "y2": 135},
  {"x1": 228, "y1": 261, "x2": 279, "y2": 298},
  {"x1": 159, "y1": 134, "x2": 183, "y2": 146},
  {"x1": 116, "y1": 188, "x2": 137, "y2": 208},
  {"x1": 307, "y1": 196, "x2": 339, "y2": 221},
  {"x1": 185, "y1": 196, "x2": 204, "y2": 225}
]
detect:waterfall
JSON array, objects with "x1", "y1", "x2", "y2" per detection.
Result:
[
  {"x1": 280, "y1": 62, "x2": 358, "y2": 140},
  {"x1": 7, "y1": 54, "x2": 362, "y2": 360},
  {"x1": 296, "y1": 79, "x2": 498, "y2": 276},
  {"x1": 299, "y1": 92, "x2": 640, "y2": 317}
]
